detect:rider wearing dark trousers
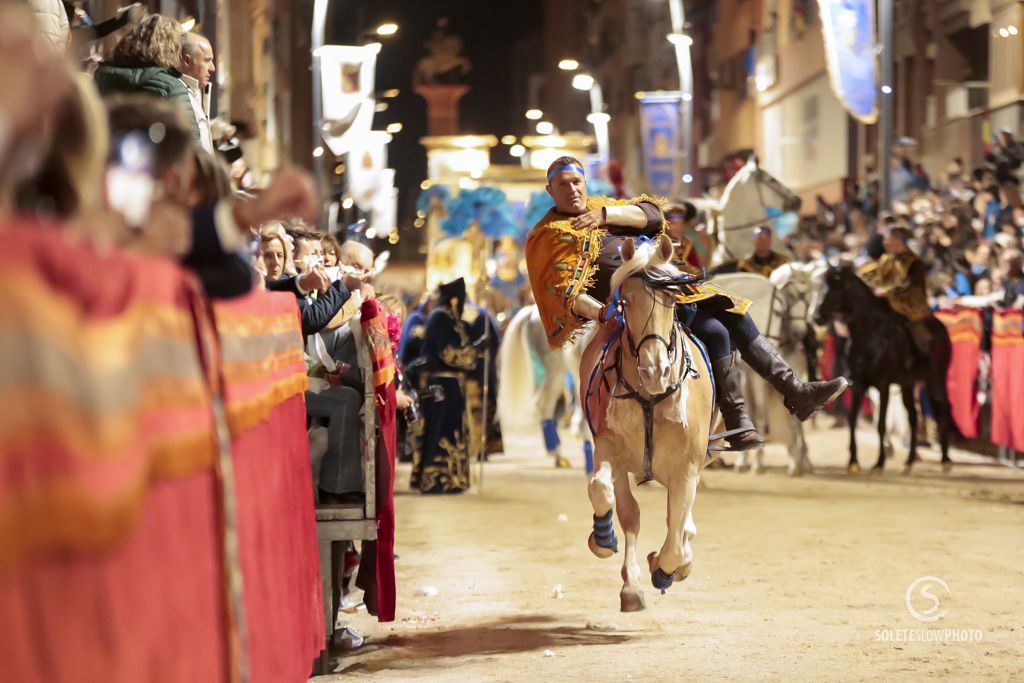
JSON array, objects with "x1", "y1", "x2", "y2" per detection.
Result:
[{"x1": 525, "y1": 156, "x2": 849, "y2": 452}]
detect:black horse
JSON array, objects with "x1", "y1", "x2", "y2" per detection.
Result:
[{"x1": 814, "y1": 264, "x2": 953, "y2": 473}]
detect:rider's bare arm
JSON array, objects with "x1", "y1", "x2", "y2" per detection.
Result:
[
  {"x1": 571, "y1": 293, "x2": 605, "y2": 322},
  {"x1": 603, "y1": 201, "x2": 664, "y2": 235}
]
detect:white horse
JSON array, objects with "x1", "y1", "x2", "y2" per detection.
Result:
[
  {"x1": 693, "y1": 155, "x2": 802, "y2": 268},
  {"x1": 714, "y1": 262, "x2": 826, "y2": 476},
  {"x1": 498, "y1": 305, "x2": 593, "y2": 468}
]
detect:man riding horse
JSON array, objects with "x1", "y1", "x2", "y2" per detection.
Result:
[
  {"x1": 525, "y1": 157, "x2": 849, "y2": 451},
  {"x1": 858, "y1": 225, "x2": 939, "y2": 360}
]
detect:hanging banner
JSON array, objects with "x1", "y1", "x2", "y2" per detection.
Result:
[
  {"x1": 637, "y1": 92, "x2": 682, "y2": 198},
  {"x1": 348, "y1": 131, "x2": 391, "y2": 212},
  {"x1": 318, "y1": 43, "x2": 380, "y2": 156},
  {"x1": 817, "y1": 0, "x2": 879, "y2": 123},
  {"x1": 370, "y1": 169, "x2": 398, "y2": 238}
]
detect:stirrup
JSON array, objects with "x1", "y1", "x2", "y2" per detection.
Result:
[{"x1": 708, "y1": 426, "x2": 764, "y2": 452}]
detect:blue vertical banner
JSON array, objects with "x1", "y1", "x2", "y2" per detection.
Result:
[
  {"x1": 637, "y1": 93, "x2": 683, "y2": 198},
  {"x1": 818, "y1": 0, "x2": 879, "y2": 123}
]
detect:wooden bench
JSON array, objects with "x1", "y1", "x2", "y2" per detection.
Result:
[{"x1": 315, "y1": 324, "x2": 378, "y2": 673}]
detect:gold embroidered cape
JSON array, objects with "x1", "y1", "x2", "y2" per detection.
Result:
[
  {"x1": 737, "y1": 251, "x2": 789, "y2": 278},
  {"x1": 526, "y1": 195, "x2": 750, "y2": 349},
  {"x1": 859, "y1": 250, "x2": 931, "y2": 321}
]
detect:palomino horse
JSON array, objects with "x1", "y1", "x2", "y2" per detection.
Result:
[
  {"x1": 580, "y1": 236, "x2": 715, "y2": 612},
  {"x1": 497, "y1": 305, "x2": 592, "y2": 468},
  {"x1": 693, "y1": 155, "x2": 802, "y2": 268},
  {"x1": 814, "y1": 264, "x2": 953, "y2": 474},
  {"x1": 714, "y1": 264, "x2": 823, "y2": 476}
]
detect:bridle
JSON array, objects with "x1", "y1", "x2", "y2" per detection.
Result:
[{"x1": 605, "y1": 280, "x2": 700, "y2": 481}]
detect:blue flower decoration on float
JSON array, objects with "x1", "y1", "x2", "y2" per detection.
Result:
[
  {"x1": 416, "y1": 184, "x2": 451, "y2": 215},
  {"x1": 440, "y1": 186, "x2": 520, "y2": 238}
]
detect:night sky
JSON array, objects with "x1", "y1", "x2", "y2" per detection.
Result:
[{"x1": 328, "y1": 0, "x2": 544, "y2": 225}]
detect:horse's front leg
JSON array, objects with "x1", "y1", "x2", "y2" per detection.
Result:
[
  {"x1": 587, "y1": 437, "x2": 618, "y2": 558},
  {"x1": 847, "y1": 383, "x2": 865, "y2": 473},
  {"x1": 789, "y1": 415, "x2": 811, "y2": 476},
  {"x1": 613, "y1": 470, "x2": 645, "y2": 611},
  {"x1": 648, "y1": 470, "x2": 699, "y2": 592},
  {"x1": 900, "y1": 385, "x2": 919, "y2": 475},
  {"x1": 873, "y1": 385, "x2": 890, "y2": 474}
]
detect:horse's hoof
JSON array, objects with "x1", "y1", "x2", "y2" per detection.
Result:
[
  {"x1": 753, "y1": 467, "x2": 765, "y2": 476},
  {"x1": 788, "y1": 466, "x2": 803, "y2": 478},
  {"x1": 588, "y1": 532, "x2": 616, "y2": 559},
  {"x1": 941, "y1": 461, "x2": 953, "y2": 474},
  {"x1": 620, "y1": 590, "x2": 646, "y2": 612},
  {"x1": 848, "y1": 463, "x2": 861, "y2": 474},
  {"x1": 870, "y1": 466, "x2": 884, "y2": 477},
  {"x1": 651, "y1": 567, "x2": 674, "y2": 591},
  {"x1": 554, "y1": 456, "x2": 572, "y2": 469},
  {"x1": 900, "y1": 465, "x2": 912, "y2": 476},
  {"x1": 672, "y1": 562, "x2": 693, "y2": 583}
]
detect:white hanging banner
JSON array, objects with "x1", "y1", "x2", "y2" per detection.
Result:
[
  {"x1": 348, "y1": 131, "x2": 391, "y2": 212},
  {"x1": 371, "y1": 169, "x2": 398, "y2": 237},
  {"x1": 318, "y1": 43, "x2": 380, "y2": 156}
]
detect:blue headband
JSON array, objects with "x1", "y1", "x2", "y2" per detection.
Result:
[{"x1": 547, "y1": 164, "x2": 586, "y2": 182}]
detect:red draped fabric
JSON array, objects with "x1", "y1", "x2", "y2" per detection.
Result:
[
  {"x1": 211, "y1": 288, "x2": 323, "y2": 683},
  {"x1": 990, "y1": 310, "x2": 1024, "y2": 452},
  {"x1": 1, "y1": 224, "x2": 323, "y2": 682},
  {"x1": 935, "y1": 308, "x2": 982, "y2": 438},
  {"x1": 359, "y1": 299, "x2": 397, "y2": 622}
]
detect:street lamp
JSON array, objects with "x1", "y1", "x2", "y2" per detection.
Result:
[
  {"x1": 375, "y1": 22, "x2": 398, "y2": 36},
  {"x1": 558, "y1": 59, "x2": 580, "y2": 71},
  {"x1": 666, "y1": 32, "x2": 692, "y2": 47},
  {"x1": 501, "y1": 134, "x2": 517, "y2": 145},
  {"x1": 572, "y1": 73, "x2": 595, "y2": 91},
  {"x1": 536, "y1": 121, "x2": 554, "y2": 135},
  {"x1": 509, "y1": 144, "x2": 526, "y2": 158},
  {"x1": 525, "y1": 108, "x2": 543, "y2": 120},
  {"x1": 386, "y1": 122, "x2": 403, "y2": 133}
]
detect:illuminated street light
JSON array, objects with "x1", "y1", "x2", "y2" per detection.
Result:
[
  {"x1": 572, "y1": 73, "x2": 594, "y2": 91},
  {"x1": 999, "y1": 27, "x2": 1009, "y2": 37},
  {"x1": 382, "y1": 88, "x2": 400, "y2": 98},
  {"x1": 586, "y1": 112, "x2": 611, "y2": 124},
  {"x1": 180, "y1": 17, "x2": 196, "y2": 32},
  {"x1": 509, "y1": 144, "x2": 526, "y2": 158},
  {"x1": 1009, "y1": 26, "x2": 1019, "y2": 35},
  {"x1": 312, "y1": 146, "x2": 324, "y2": 158},
  {"x1": 682, "y1": 174, "x2": 694, "y2": 183},
  {"x1": 341, "y1": 197, "x2": 354, "y2": 209},
  {"x1": 386, "y1": 122, "x2": 403, "y2": 133},
  {"x1": 667, "y1": 33, "x2": 693, "y2": 47},
  {"x1": 375, "y1": 22, "x2": 398, "y2": 36},
  {"x1": 501, "y1": 134, "x2": 517, "y2": 145},
  {"x1": 525, "y1": 109, "x2": 543, "y2": 120},
  {"x1": 558, "y1": 59, "x2": 580, "y2": 71},
  {"x1": 536, "y1": 121, "x2": 554, "y2": 135}
]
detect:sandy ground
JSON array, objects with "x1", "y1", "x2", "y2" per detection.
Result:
[{"x1": 313, "y1": 423, "x2": 1024, "y2": 682}]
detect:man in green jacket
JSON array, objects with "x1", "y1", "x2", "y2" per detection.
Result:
[{"x1": 93, "y1": 14, "x2": 201, "y2": 144}]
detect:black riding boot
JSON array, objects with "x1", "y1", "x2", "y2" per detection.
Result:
[
  {"x1": 710, "y1": 353, "x2": 764, "y2": 451},
  {"x1": 740, "y1": 335, "x2": 849, "y2": 421}
]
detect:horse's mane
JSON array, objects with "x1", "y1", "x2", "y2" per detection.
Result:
[{"x1": 609, "y1": 238, "x2": 705, "y2": 298}]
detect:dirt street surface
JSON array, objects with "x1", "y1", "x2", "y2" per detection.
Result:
[{"x1": 315, "y1": 425, "x2": 1024, "y2": 682}]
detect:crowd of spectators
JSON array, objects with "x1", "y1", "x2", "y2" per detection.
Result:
[
  {"x1": 4, "y1": 0, "x2": 422, "y2": 644},
  {"x1": 780, "y1": 141, "x2": 1024, "y2": 315}
]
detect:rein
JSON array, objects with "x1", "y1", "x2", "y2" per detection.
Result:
[{"x1": 586, "y1": 281, "x2": 701, "y2": 482}]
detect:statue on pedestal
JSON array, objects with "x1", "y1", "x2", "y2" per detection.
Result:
[{"x1": 413, "y1": 18, "x2": 471, "y2": 87}]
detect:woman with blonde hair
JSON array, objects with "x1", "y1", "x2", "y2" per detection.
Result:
[
  {"x1": 93, "y1": 14, "x2": 201, "y2": 143},
  {"x1": 16, "y1": 72, "x2": 109, "y2": 218},
  {"x1": 258, "y1": 224, "x2": 296, "y2": 282}
]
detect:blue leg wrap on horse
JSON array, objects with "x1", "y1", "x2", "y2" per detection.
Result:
[
  {"x1": 583, "y1": 440, "x2": 594, "y2": 474},
  {"x1": 542, "y1": 418, "x2": 561, "y2": 453},
  {"x1": 651, "y1": 566, "x2": 674, "y2": 591},
  {"x1": 592, "y1": 509, "x2": 618, "y2": 553}
]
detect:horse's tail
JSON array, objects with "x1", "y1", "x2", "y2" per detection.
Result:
[{"x1": 497, "y1": 305, "x2": 541, "y2": 434}]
